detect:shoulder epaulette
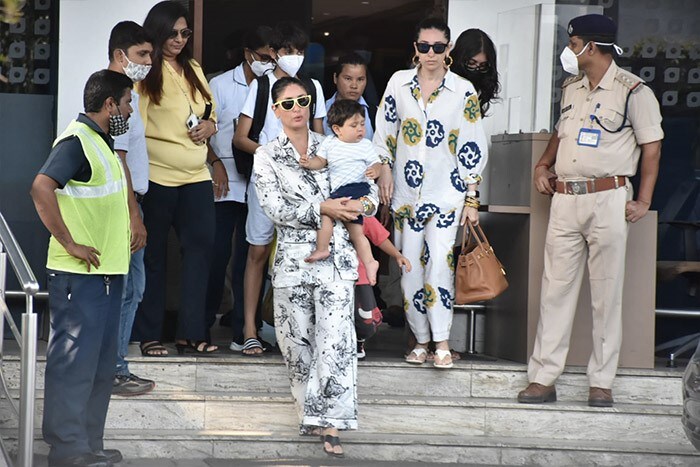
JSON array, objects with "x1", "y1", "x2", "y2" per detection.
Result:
[
  {"x1": 615, "y1": 71, "x2": 644, "y2": 92},
  {"x1": 562, "y1": 73, "x2": 584, "y2": 88}
]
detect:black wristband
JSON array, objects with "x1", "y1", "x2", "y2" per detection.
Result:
[{"x1": 210, "y1": 158, "x2": 223, "y2": 166}]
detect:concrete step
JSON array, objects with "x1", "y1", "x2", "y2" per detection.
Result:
[
  {"x1": 0, "y1": 390, "x2": 689, "y2": 446},
  {"x1": 1, "y1": 354, "x2": 685, "y2": 405},
  {"x1": 5, "y1": 430, "x2": 700, "y2": 465}
]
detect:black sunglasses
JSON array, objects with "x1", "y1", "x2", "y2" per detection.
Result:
[
  {"x1": 168, "y1": 28, "x2": 193, "y2": 40},
  {"x1": 415, "y1": 42, "x2": 448, "y2": 54},
  {"x1": 273, "y1": 95, "x2": 312, "y2": 111},
  {"x1": 248, "y1": 49, "x2": 273, "y2": 63},
  {"x1": 466, "y1": 59, "x2": 490, "y2": 73}
]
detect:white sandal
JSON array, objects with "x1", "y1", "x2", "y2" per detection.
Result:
[
  {"x1": 433, "y1": 349, "x2": 454, "y2": 369},
  {"x1": 405, "y1": 347, "x2": 428, "y2": 364}
]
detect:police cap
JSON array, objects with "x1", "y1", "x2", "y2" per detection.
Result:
[{"x1": 567, "y1": 14, "x2": 616, "y2": 39}]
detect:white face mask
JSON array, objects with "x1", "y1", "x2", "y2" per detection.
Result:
[
  {"x1": 248, "y1": 57, "x2": 275, "y2": 77},
  {"x1": 119, "y1": 50, "x2": 152, "y2": 82},
  {"x1": 559, "y1": 42, "x2": 589, "y2": 75},
  {"x1": 276, "y1": 54, "x2": 304, "y2": 77},
  {"x1": 559, "y1": 41, "x2": 623, "y2": 75}
]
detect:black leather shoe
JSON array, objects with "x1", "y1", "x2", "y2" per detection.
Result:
[
  {"x1": 48, "y1": 452, "x2": 112, "y2": 467},
  {"x1": 94, "y1": 449, "x2": 123, "y2": 463}
]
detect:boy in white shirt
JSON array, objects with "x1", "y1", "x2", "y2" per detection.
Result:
[{"x1": 300, "y1": 99, "x2": 381, "y2": 285}]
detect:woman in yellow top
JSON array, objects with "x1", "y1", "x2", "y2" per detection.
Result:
[{"x1": 133, "y1": 0, "x2": 219, "y2": 356}]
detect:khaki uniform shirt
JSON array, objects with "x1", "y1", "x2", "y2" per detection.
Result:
[{"x1": 554, "y1": 61, "x2": 664, "y2": 179}]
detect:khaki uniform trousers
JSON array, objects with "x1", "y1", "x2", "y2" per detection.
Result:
[{"x1": 528, "y1": 185, "x2": 630, "y2": 389}]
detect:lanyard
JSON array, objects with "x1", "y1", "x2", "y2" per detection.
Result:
[
  {"x1": 590, "y1": 88, "x2": 636, "y2": 133},
  {"x1": 164, "y1": 62, "x2": 195, "y2": 114}
]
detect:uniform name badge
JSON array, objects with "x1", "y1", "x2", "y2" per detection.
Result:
[{"x1": 577, "y1": 128, "x2": 601, "y2": 147}]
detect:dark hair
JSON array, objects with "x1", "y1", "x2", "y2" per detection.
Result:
[
  {"x1": 223, "y1": 29, "x2": 246, "y2": 64},
  {"x1": 414, "y1": 17, "x2": 450, "y2": 42},
  {"x1": 271, "y1": 21, "x2": 308, "y2": 53},
  {"x1": 451, "y1": 29, "x2": 500, "y2": 116},
  {"x1": 226, "y1": 26, "x2": 272, "y2": 66},
  {"x1": 243, "y1": 25, "x2": 274, "y2": 51},
  {"x1": 108, "y1": 21, "x2": 152, "y2": 62},
  {"x1": 140, "y1": 1, "x2": 211, "y2": 105},
  {"x1": 579, "y1": 35, "x2": 616, "y2": 56},
  {"x1": 334, "y1": 52, "x2": 367, "y2": 77},
  {"x1": 271, "y1": 76, "x2": 310, "y2": 103},
  {"x1": 327, "y1": 99, "x2": 364, "y2": 129},
  {"x1": 83, "y1": 69, "x2": 133, "y2": 113}
]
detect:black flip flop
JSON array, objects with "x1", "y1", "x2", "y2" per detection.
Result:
[{"x1": 321, "y1": 434, "x2": 345, "y2": 458}]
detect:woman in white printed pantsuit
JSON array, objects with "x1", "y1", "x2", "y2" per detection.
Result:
[
  {"x1": 253, "y1": 77, "x2": 378, "y2": 458},
  {"x1": 374, "y1": 18, "x2": 489, "y2": 369}
]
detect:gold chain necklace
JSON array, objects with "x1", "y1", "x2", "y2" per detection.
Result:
[{"x1": 164, "y1": 61, "x2": 195, "y2": 113}]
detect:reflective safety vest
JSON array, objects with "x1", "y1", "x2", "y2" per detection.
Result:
[{"x1": 47, "y1": 120, "x2": 130, "y2": 274}]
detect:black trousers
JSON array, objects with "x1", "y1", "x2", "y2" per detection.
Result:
[
  {"x1": 204, "y1": 200, "x2": 248, "y2": 342},
  {"x1": 43, "y1": 273, "x2": 123, "y2": 461},
  {"x1": 133, "y1": 180, "x2": 215, "y2": 342}
]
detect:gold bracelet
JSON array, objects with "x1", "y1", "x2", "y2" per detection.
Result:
[{"x1": 465, "y1": 201, "x2": 480, "y2": 209}]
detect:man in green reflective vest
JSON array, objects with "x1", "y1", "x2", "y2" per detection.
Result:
[{"x1": 31, "y1": 69, "x2": 133, "y2": 467}]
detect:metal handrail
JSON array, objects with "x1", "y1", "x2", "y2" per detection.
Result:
[
  {"x1": 0, "y1": 211, "x2": 39, "y2": 467},
  {"x1": 656, "y1": 308, "x2": 700, "y2": 319}
]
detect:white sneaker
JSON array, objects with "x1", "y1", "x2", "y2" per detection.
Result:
[
  {"x1": 357, "y1": 339, "x2": 366, "y2": 360},
  {"x1": 229, "y1": 340, "x2": 244, "y2": 352}
]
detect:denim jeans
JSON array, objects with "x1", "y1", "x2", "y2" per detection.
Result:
[{"x1": 116, "y1": 236, "x2": 146, "y2": 376}]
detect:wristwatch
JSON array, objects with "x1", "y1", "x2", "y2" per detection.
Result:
[
  {"x1": 360, "y1": 197, "x2": 374, "y2": 215},
  {"x1": 212, "y1": 121, "x2": 219, "y2": 134},
  {"x1": 466, "y1": 190, "x2": 480, "y2": 198}
]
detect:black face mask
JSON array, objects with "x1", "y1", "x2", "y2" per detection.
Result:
[{"x1": 463, "y1": 69, "x2": 484, "y2": 83}]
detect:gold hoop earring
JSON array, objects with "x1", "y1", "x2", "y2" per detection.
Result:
[
  {"x1": 444, "y1": 55, "x2": 453, "y2": 69},
  {"x1": 412, "y1": 55, "x2": 421, "y2": 67}
]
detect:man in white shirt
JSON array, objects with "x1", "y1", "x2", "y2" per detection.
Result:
[
  {"x1": 233, "y1": 22, "x2": 326, "y2": 355},
  {"x1": 107, "y1": 21, "x2": 155, "y2": 396},
  {"x1": 205, "y1": 26, "x2": 274, "y2": 351}
]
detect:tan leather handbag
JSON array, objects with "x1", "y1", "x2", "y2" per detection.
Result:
[{"x1": 455, "y1": 221, "x2": 508, "y2": 304}]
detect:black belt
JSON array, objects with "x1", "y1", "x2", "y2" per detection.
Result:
[{"x1": 134, "y1": 192, "x2": 145, "y2": 204}]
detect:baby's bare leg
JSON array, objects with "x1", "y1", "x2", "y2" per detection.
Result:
[
  {"x1": 305, "y1": 214, "x2": 332, "y2": 263},
  {"x1": 346, "y1": 222, "x2": 379, "y2": 286}
]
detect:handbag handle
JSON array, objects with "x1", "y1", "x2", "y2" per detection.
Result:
[{"x1": 460, "y1": 220, "x2": 490, "y2": 254}]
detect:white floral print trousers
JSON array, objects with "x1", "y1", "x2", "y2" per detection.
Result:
[{"x1": 273, "y1": 278, "x2": 358, "y2": 432}]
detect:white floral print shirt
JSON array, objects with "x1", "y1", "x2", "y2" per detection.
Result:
[
  {"x1": 373, "y1": 68, "x2": 488, "y2": 219},
  {"x1": 254, "y1": 130, "x2": 379, "y2": 288}
]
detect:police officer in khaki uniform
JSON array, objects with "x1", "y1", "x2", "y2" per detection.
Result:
[{"x1": 517, "y1": 14, "x2": 663, "y2": 407}]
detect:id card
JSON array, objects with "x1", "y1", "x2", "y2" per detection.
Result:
[{"x1": 577, "y1": 128, "x2": 601, "y2": 147}]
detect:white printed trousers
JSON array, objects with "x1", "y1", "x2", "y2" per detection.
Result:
[
  {"x1": 394, "y1": 205, "x2": 462, "y2": 343},
  {"x1": 273, "y1": 278, "x2": 358, "y2": 432}
]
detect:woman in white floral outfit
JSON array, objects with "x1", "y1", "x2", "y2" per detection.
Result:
[
  {"x1": 374, "y1": 18, "x2": 488, "y2": 369},
  {"x1": 254, "y1": 77, "x2": 378, "y2": 457}
]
